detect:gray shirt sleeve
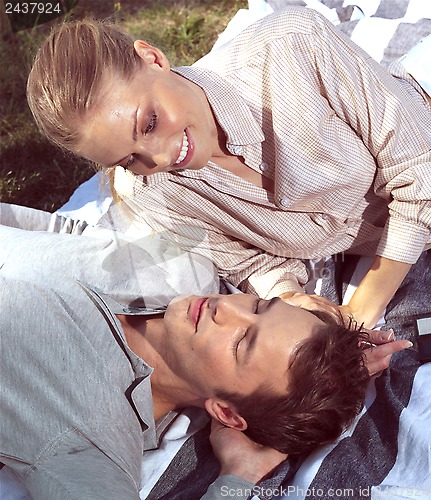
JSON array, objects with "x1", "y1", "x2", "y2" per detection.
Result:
[
  {"x1": 22, "y1": 445, "x2": 141, "y2": 500},
  {"x1": 0, "y1": 202, "x2": 88, "y2": 233},
  {"x1": 202, "y1": 475, "x2": 256, "y2": 499},
  {"x1": 0, "y1": 202, "x2": 219, "y2": 306}
]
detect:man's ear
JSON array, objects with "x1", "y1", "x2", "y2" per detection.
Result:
[
  {"x1": 204, "y1": 398, "x2": 248, "y2": 431},
  {"x1": 133, "y1": 40, "x2": 171, "y2": 72}
]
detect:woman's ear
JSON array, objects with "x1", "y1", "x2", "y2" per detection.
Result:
[
  {"x1": 133, "y1": 40, "x2": 170, "y2": 72},
  {"x1": 204, "y1": 398, "x2": 248, "y2": 431}
]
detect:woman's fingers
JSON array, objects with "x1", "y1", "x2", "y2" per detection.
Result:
[{"x1": 363, "y1": 339, "x2": 413, "y2": 376}]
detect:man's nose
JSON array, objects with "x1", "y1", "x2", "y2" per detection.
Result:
[{"x1": 214, "y1": 297, "x2": 255, "y2": 325}]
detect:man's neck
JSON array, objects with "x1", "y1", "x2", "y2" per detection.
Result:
[{"x1": 116, "y1": 314, "x2": 201, "y2": 421}]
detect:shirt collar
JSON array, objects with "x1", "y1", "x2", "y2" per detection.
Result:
[
  {"x1": 172, "y1": 65, "x2": 265, "y2": 147},
  {"x1": 85, "y1": 284, "x2": 168, "y2": 317},
  {"x1": 78, "y1": 282, "x2": 161, "y2": 371},
  {"x1": 78, "y1": 282, "x2": 181, "y2": 449}
]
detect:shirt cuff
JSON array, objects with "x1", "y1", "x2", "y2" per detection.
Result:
[
  {"x1": 247, "y1": 262, "x2": 307, "y2": 298},
  {"x1": 267, "y1": 279, "x2": 304, "y2": 298},
  {"x1": 376, "y1": 216, "x2": 430, "y2": 264}
]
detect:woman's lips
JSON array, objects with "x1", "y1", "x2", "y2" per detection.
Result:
[
  {"x1": 173, "y1": 127, "x2": 194, "y2": 169},
  {"x1": 190, "y1": 297, "x2": 207, "y2": 330}
]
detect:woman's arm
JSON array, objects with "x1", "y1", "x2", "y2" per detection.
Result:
[
  {"x1": 343, "y1": 256, "x2": 412, "y2": 328},
  {"x1": 310, "y1": 10, "x2": 431, "y2": 267}
]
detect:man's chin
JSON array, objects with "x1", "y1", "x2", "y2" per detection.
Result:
[
  {"x1": 168, "y1": 295, "x2": 191, "y2": 307},
  {"x1": 165, "y1": 295, "x2": 192, "y2": 320}
]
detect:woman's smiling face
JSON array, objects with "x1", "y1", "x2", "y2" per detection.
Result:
[{"x1": 78, "y1": 41, "x2": 220, "y2": 176}]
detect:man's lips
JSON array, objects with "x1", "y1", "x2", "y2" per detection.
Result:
[{"x1": 190, "y1": 297, "x2": 208, "y2": 330}]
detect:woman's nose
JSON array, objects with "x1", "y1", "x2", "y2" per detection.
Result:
[
  {"x1": 151, "y1": 152, "x2": 171, "y2": 168},
  {"x1": 136, "y1": 141, "x2": 172, "y2": 169}
]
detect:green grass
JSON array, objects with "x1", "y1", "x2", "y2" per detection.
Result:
[{"x1": 0, "y1": 0, "x2": 247, "y2": 211}]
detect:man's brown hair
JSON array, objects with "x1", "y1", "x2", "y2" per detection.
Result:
[{"x1": 217, "y1": 321, "x2": 370, "y2": 455}]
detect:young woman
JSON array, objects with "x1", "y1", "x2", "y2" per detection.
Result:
[{"x1": 27, "y1": 8, "x2": 431, "y2": 328}]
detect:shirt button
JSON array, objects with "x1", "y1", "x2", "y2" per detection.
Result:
[
  {"x1": 345, "y1": 219, "x2": 356, "y2": 228},
  {"x1": 230, "y1": 145, "x2": 242, "y2": 155},
  {"x1": 321, "y1": 213, "x2": 331, "y2": 221},
  {"x1": 259, "y1": 162, "x2": 268, "y2": 172},
  {"x1": 279, "y1": 197, "x2": 290, "y2": 207}
]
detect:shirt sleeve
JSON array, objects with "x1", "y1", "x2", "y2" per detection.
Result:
[
  {"x1": 0, "y1": 202, "x2": 88, "y2": 234},
  {"x1": 20, "y1": 446, "x2": 140, "y2": 500},
  {"x1": 307, "y1": 10, "x2": 431, "y2": 263},
  {"x1": 202, "y1": 475, "x2": 256, "y2": 500}
]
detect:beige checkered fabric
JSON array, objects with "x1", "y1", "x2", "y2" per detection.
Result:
[{"x1": 117, "y1": 7, "x2": 431, "y2": 298}]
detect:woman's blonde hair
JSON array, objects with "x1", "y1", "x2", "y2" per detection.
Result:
[{"x1": 27, "y1": 19, "x2": 141, "y2": 154}]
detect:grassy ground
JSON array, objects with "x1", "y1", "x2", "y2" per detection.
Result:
[{"x1": 0, "y1": 0, "x2": 247, "y2": 212}]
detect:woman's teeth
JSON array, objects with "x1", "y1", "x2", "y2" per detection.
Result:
[{"x1": 175, "y1": 131, "x2": 189, "y2": 164}]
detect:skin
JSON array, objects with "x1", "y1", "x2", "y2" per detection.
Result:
[
  {"x1": 79, "y1": 41, "x2": 229, "y2": 176},
  {"x1": 210, "y1": 419, "x2": 288, "y2": 484},
  {"x1": 343, "y1": 257, "x2": 412, "y2": 328},
  {"x1": 78, "y1": 41, "x2": 417, "y2": 329},
  {"x1": 118, "y1": 293, "x2": 325, "y2": 428}
]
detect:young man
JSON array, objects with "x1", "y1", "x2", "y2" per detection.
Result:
[{"x1": 0, "y1": 203, "x2": 403, "y2": 499}]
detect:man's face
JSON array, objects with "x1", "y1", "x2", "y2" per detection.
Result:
[
  {"x1": 78, "y1": 42, "x2": 219, "y2": 176},
  {"x1": 162, "y1": 294, "x2": 326, "y2": 400}
]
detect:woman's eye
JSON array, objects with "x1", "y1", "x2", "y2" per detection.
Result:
[{"x1": 144, "y1": 113, "x2": 157, "y2": 134}]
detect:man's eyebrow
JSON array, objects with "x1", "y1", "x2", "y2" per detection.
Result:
[
  {"x1": 243, "y1": 328, "x2": 258, "y2": 365},
  {"x1": 243, "y1": 297, "x2": 279, "y2": 364},
  {"x1": 266, "y1": 297, "x2": 280, "y2": 311},
  {"x1": 106, "y1": 108, "x2": 138, "y2": 168}
]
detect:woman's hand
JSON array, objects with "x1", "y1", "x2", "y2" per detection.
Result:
[
  {"x1": 360, "y1": 328, "x2": 413, "y2": 376},
  {"x1": 209, "y1": 420, "x2": 287, "y2": 484},
  {"x1": 279, "y1": 292, "x2": 413, "y2": 376},
  {"x1": 279, "y1": 291, "x2": 345, "y2": 325}
]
